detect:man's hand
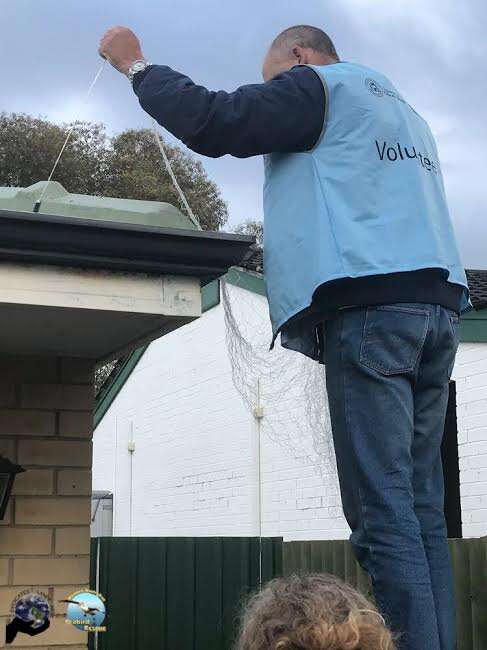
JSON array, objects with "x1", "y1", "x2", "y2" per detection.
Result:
[{"x1": 99, "y1": 26, "x2": 144, "y2": 75}]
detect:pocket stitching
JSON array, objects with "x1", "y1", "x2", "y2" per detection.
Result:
[
  {"x1": 376, "y1": 305, "x2": 430, "y2": 316},
  {"x1": 360, "y1": 307, "x2": 430, "y2": 375}
]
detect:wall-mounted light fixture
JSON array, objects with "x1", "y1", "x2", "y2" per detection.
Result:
[{"x1": 0, "y1": 456, "x2": 25, "y2": 519}]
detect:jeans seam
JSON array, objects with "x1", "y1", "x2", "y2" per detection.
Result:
[
  {"x1": 414, "y1": 311, "x2": 431, "y2": 371},
  {"x1": 341, "y1": 311, "x2": 377, "y2": 585},
  {"x1": 358, "y1": 486, "x2": 378, "y2": 586}
]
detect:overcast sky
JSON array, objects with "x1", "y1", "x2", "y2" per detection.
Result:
[{"x1": 2, "y1": 0, "x2": 485, "y2": 267}]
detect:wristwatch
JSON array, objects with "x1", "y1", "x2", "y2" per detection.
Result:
[{"x1": 127, "y1": 59, "x2": 152, "y2": 83}]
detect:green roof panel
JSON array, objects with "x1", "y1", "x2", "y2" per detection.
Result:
[{"x1": 0, "y1": 181, "x2": 198, "y2": 230}]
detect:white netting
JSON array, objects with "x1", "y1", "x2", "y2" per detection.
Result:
[{"x1": 221, "y1": 278, "x2": 338, "y2": 484}]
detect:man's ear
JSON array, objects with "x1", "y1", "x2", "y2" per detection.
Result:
[{"x1": 292, "y1": 46, "x2": 303, "y2": 64}]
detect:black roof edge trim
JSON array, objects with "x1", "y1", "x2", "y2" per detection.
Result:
[
  {"x1": 0, "y1": 209, "x2": 253, "y2": 242},
  {"x1": 0, "y1": 209, "x2": 255, "y2": 282}
]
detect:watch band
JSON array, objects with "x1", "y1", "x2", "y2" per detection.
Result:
[{"x1": 127, "y1": 60, "x2": 152, "y2": 83}]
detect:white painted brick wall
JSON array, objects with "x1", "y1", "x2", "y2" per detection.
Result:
[
  {"x1": 93, "y1": 284, "x2": 348, "y2": 541},
  {"x1": 452, "y1": 342, "x2": 487, "y2": 537},
  {"x1": 93, "y1": 285, "x2": 487, "y2": 541}
]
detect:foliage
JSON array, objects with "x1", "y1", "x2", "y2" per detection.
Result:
[
  {"x1": 104, "y1": 129, "x2": 227, "y2": 231},
  {"x1": 95, "y1": 360, "x2": 120, "y2": 396},
  {"x1": 0, "y1": 113, "x2": 108, "y2": 195},
  {"x1": 0, "y1": 113, "x2": 228, "y2": 231},
  {"x1": 234, "y1": 219, "x2": 263, "y2": 245}
]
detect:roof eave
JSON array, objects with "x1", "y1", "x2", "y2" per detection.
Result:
[{"x1": 0, "y1": 209, "x2": 254, "y2": 284}]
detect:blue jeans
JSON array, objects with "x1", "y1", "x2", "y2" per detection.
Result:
[{"x1": 324, "y1": 303, "x2": 460, "y2": 650}]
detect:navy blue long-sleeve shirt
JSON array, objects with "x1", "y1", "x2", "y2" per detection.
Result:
[
  {"x1": 133, "y1": 64, "x2": 325, "y2": 157},
  {"x1": 132, "y1": 63, "x2": 463, "y2": 318}
]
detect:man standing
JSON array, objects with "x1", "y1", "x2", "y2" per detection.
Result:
[{"x1": 100, "y1": 25, "x2": 469, "y2": 650}]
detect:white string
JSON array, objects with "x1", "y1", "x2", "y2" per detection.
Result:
[
  {"x1": 150, "y1": 118, "x2": 201, "y2": 230},
  {"x1": 32, "y1": 59, "x2": 199, "y2": 230},
  {"x1": 35, "y1": 60, "x2": 107, "y2": 210}
]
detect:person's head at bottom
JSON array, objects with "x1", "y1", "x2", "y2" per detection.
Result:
[{"x1": 235, "y1": 573, "x2": 396, "y2": 650}]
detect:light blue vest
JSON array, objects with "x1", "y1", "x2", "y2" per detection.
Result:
[{"x1": 263, "y1": 62, "x2": 470, "y2": 360}]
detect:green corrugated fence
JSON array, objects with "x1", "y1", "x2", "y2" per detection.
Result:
[
  {"x1": 90, "y1": 536, "x2": 487, "y2": 650},
  {"x1": 283, "y1": 538, "x2": 487, "y2": 650},
  {"x1": 89, "y1": 537, "x2": 282, "y2": 650},
  {"x1": 283, "y1": 538, "x2": 373, "y2": 600}
]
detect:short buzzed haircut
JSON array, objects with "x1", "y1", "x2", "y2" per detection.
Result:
[{"x1": 272, "y1": 25, "x2": 338, "y2": 59}]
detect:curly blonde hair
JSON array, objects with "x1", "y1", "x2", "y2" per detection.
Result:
[{"x1": 235, "y1": 573, "x2": 396, "y2": 650}]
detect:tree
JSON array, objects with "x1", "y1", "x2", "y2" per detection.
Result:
[
  {"x1": 104, "y1": 129, "x2": 228, "y2": 231},
  {"x1": 234, "y1": 219, "x2": 263, "y2": 246},
  {"x1": 95, "y1": 359, "x2": 119, "y2": 395},
  {"x1": 0, "y1": 114, "x2": 228, "y2": 231},
  {"x1": 0, "y1": 113, "x2": 108, "y2": 195}
]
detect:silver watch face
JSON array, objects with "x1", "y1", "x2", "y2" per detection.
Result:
[
  {"x1": 128, "y1": 60, "x2": 150, "y2": 80},
  {"x1": 131, "y1": 61, "x2": 147, "y2": 74}
]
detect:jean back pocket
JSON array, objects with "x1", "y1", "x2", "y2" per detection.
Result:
[{"x1": 360, "y1": 305, "x2": 430, "y2": 375}]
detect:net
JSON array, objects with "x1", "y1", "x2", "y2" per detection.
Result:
[{"x1": 221, "y1": 278, "x2": 338, "y2": 487}]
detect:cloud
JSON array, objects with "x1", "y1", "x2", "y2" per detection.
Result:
[{"x1": 337, "y1": 1, "x2": 484, "y2": 62}]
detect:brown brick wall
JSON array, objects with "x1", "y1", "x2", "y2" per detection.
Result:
[
  {"x1": 57, "y1": 471, "x2": 92, "y2": 497},
  {"x1": 18, "y1": 441, "x2": 92, "y2": 468},
  {"x1": 0, "y1": 356, "x2": 94, "y2": 649}
]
